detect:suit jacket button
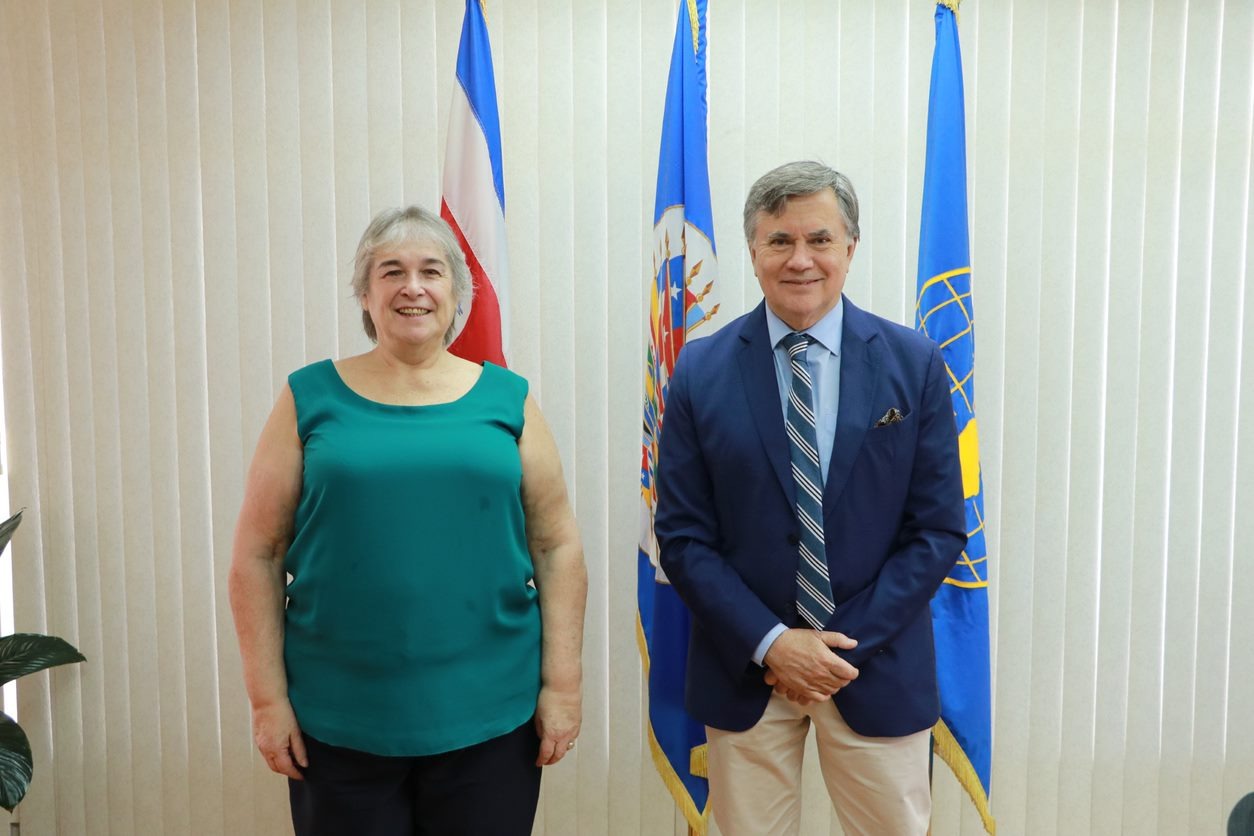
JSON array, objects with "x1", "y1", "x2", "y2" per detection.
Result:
[{"x1": 786, "y1": 532, "x2": 800, "y2": 545}]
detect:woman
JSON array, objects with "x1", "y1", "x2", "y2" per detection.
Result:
[{"x1": 228, "y1": 205, "x2": 587, "y2": 835}]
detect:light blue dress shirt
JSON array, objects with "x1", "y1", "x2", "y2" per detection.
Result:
[{"x1": 751, "y1": 299, "x2": 844, "y2": 666}]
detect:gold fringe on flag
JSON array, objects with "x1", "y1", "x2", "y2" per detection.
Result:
[
  {"x1": 689, "y1": 744, "x2": 708, "y2": 779},
  {"x1": 932, "y1": 719, "x2": 996, "y2": 834}
]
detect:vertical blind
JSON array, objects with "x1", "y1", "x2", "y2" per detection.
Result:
[{"x1": 0, "y1": 1, "x2": 1251, "y2": 834}]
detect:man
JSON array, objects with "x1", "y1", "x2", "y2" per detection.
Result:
[{"x1": 654, "y1": 161, "x2": 966, "y2": 835}]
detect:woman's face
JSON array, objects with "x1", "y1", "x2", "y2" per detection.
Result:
[{"x1": 361, "y1": 239, "x2": 457, "y2": 350}]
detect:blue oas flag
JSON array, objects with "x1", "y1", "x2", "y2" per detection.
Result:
[
  {"x1": 637, "y1": 1, "x2": 718, "y2": 832},
  {"x1": 441, "y1": 0, "x2": 508, "y2": 366},
  {"x1": 915, "y1": 3, "x2": 995, "y2": 833}
]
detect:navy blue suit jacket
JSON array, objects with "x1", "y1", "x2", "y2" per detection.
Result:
[{"x1": 654, "y1": 297, "x2": 966, "y2": 737}]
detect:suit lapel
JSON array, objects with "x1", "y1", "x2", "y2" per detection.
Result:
[
  {"x1": 824, "y1": 299, "x2": 879, "y2": 516},
  {"x1": 737, "y1": 303, "x2": 794, "y2": 506}
]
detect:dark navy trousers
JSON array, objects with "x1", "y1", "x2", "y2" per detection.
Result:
[{"x1": 289, "y1": 720, "x2": 541, "y2": 836}]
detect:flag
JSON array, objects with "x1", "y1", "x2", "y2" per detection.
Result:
[
  {"x1": 637, "y1": 1, "x2": 719, "y2": 832},
  {"x1": 915, "y1": 2, "x2": 995, "y2": 833},
  {"x1": 441, "y1": 0, "x2": 508, "y2": 366}
]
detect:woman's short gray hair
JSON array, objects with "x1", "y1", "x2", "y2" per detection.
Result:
[
  {"x1": 742, "y1": 161, "x2": 861, "y2": 244},
  {"x1": 350, "y1": 206, "x2": 474, "y2": 345}
]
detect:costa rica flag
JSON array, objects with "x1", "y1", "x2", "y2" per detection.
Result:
[{"x1": 441, "y1": 0, "x2": 508, "y2": 366}]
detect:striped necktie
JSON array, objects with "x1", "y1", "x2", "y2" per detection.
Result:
[{"x1": 781, "y1": 332, "x2": 834, "y2": 630}]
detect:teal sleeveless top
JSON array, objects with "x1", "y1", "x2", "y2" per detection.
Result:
[{"x1": 283, "y1": 359, "x2": 541, "y2": 756}]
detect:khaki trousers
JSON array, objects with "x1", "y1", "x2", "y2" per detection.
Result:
[{"x1": 705, "y1": 692, "x2": 931, "y2": 836}]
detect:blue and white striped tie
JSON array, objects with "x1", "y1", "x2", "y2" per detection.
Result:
[{"x1": 781, "y1": 332, "x2": 834, "y2": 630}]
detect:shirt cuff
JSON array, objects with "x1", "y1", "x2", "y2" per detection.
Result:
[{"x1": 752, "y1": 623, "x2": 788, "y2": 667}]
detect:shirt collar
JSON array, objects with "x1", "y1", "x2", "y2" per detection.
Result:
[{"x1": 766, "y1": 297, "x2": 844, "y2": 356}]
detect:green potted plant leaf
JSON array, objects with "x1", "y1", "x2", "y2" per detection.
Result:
[{"x1": 0, "y1": 510, "x2": 86, "y2": 812}]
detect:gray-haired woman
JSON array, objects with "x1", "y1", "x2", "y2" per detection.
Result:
[{"x1": 228, "y1": 205, "x2": 587, "y2": 835}]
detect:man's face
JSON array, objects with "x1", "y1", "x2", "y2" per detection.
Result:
[{"x1": 749, "y1": 189, "x2": 858, "y2": 331}]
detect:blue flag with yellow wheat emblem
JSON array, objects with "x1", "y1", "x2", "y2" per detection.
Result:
[
  {"x1": 636, "y1": 1, "x2": 718, "y2": 832},
  {"x1": 915, "y1": 3, "x2": 995, "y2": 833}
]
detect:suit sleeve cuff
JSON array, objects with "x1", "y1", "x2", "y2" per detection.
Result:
[{"x1": 752, "y1": 623, "x2": 788, "y2": 667}]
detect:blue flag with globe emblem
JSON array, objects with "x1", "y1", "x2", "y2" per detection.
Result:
[
  {"x1": 914, "y1": 3, "x2": 995, "y2": 834},
  {"x1": 636, "y1": 1, "x2": 718, "y2": 832}
]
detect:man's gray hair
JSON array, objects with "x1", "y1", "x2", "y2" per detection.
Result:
[
  {"x1": 742, "y1": 161, "x2": 861, "y2": 244},
  {"x1": 350, "y1": 205, "x2": 473, "y2": 345}
]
